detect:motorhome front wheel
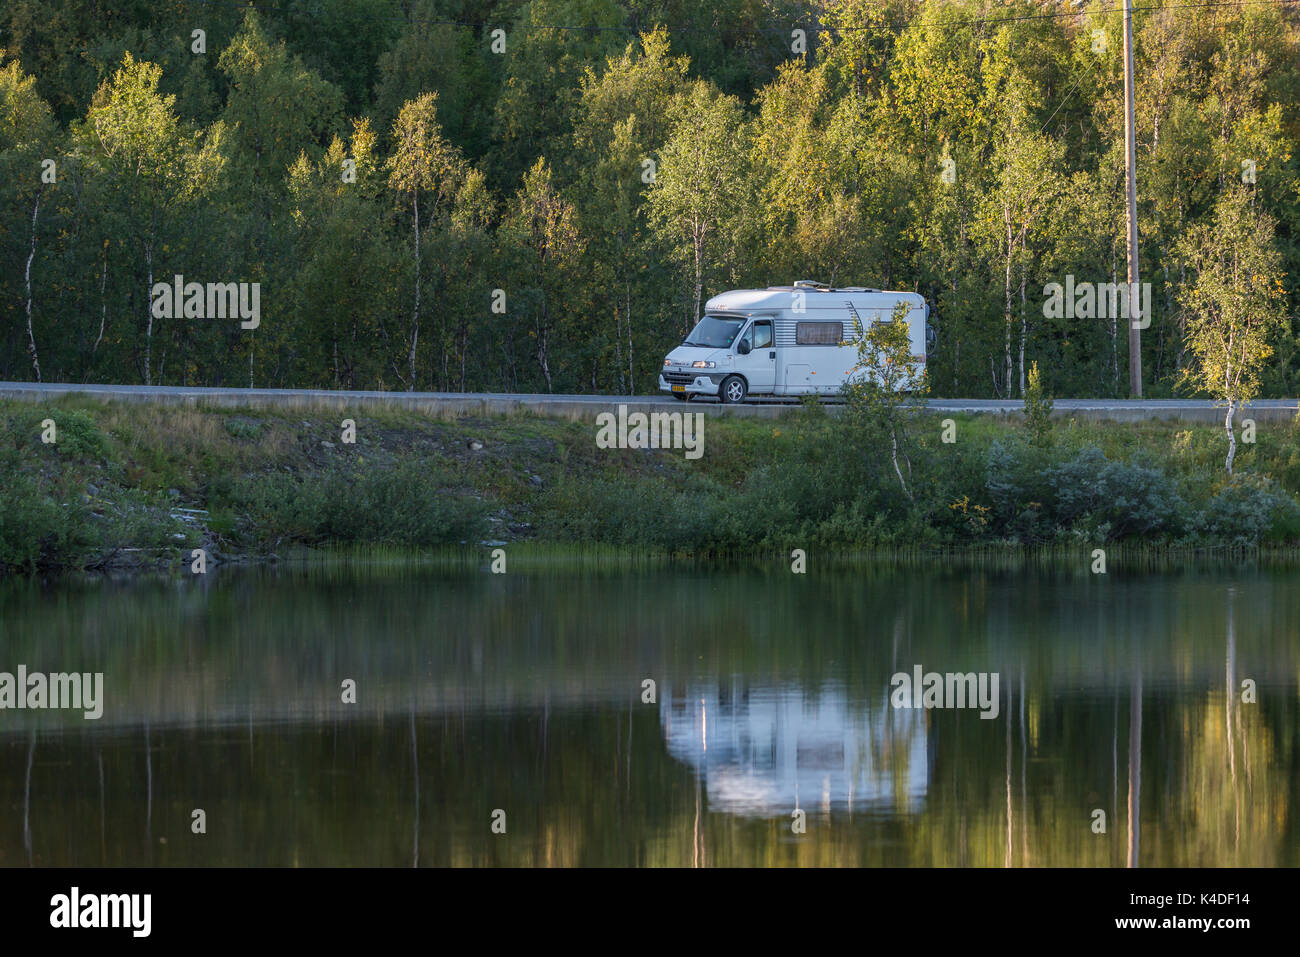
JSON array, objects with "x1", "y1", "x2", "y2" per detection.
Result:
[{"x1": 720, "y1": 376, "x2": 747, "y2": 404}]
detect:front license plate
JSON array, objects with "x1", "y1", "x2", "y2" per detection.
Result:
[{"x1": 671, "y1": 385, "x2": 685, "y2": 393}]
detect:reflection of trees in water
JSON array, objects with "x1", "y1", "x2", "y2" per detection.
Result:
[
  {"x1": 1128, "y1": 671, "x2": 1141, "y2": 868},
  {"x1": 0, "y1": 684, "x2": 1294, "y2": 866},
  {"x1": 1163, "y1": 588, "x2": 1283, "y2": 867},
  {"x1": 1, "y1": 569, "x2": 1297, "y2": 865}
]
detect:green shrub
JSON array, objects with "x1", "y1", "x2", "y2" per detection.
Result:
[
  {"x1": 1046, "y1": 448, "x2": 1187, "y2": 540},
  {"x1": 319, "y1": 461, "x2": 487, "y2": 546},
  {"x1": 0, "y1": 449, "x2": 100, "y2": 572},
  {"x1": 0, "y1": 470, "x2": 67, "y2": 571},
  {"x1": 537, "y1": 474, "x2": 726, "y2": 551},
  {"x1": 223, "y1": 460, "x2": 487, "y2": 548},
  {"x1": 1192, "y1": 477, "x2": 1300, "y2": 545},
  {"x1": 224, "y1": 472, "x2": 327, "y2": 544},
  {"x1": 50, "y1": 409, "x2": 112, "y2": 461},
  {"x1": 1023, "y1": 362, "x2": 1054, "y2": 449},
  {"x1": 224, "y1": 417, "x2": 263, "y2": 440},
  {"x1": 987, "y1": 442, "x2": 1187, "y2": 543},
  {"x1": 2, "y1": 407, "x2": 111, "y2": 461}
]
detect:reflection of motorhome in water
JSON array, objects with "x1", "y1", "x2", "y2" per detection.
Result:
[
  {"x1": 659, "y1": 280, "x2": 928, "y2": 404},
  {"x1": 660, "y1": 680, "x2": 929, "y2": 818}
]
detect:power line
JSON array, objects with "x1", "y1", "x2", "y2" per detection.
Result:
[{"x1": 1036, "y1": 48, "x2": 1104, "y2": 138}]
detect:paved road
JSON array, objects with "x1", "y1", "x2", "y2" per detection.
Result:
[{"x1": 1, "y1": 381, "x2": 1296, "y2": 423}]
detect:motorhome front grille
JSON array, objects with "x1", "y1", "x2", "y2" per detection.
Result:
[{"x1": 663, "y1": 371, "x2": 697, "y2": 384}]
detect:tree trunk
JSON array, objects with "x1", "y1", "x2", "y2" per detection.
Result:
[
  {"x1": 459, "y1": 325, "x2": 468, "y2": 392},
  {"x1": 24, "y1": 193, "x2": 42, "y2": 382},
  {"x1": 953, "y1": 274, "x2": 959, "y2": 395},
  {"x1": 1224, "y1": 398, "x2": 1237, "y2": 475},
  {"x1": 614, "y1": 297, "x2": 625, "y2": 395},
  {"x1": 693, "y1": 217, "x2": 704, "y2": 324},
  {"x1": 144, "y1": 243, "x2": 154, "y2": 387},
  {"x1": 1003, "y1": 221, "x2": 1013, "y2": 395},
  {"x1": 537, "y1": 290, "x2": 553, "y2": 392},
  {"x1": 438, "y1": 269, "x2": 448, "y2": 391},
  {"x1": 92, "y1": 247, "x2": 108, "y2": 358},
  {"x1": 538, "y1": 333, "x2": 552, "y2": 390},
  {"x1": 1018, "y1": 263, "x2": 1026, "y2": 397},
  {"x1": 626, "y1": 281, "x2": 634, "y2": 396},
  {"x1": 891, "y1": 426, "x2": 912, "y2": 501},
  {"x1": 1111, "y1": 256, "x2": 1119, "y2": 395},
  {"x1": 408, "y1": 192, "x2": 420, "y2": 391}
]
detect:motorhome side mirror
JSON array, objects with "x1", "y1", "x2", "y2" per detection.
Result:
[{"x1": 737, "y1": 341, "x2": 751, "y2": 355}]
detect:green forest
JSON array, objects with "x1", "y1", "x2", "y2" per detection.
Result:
[{"x1": 1, "y1": 0, "x2": 1298, "y2": 398}]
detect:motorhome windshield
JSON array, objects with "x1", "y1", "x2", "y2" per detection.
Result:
[{"x1": 683, "y1": 315, "x2": 744, "y2": 348}]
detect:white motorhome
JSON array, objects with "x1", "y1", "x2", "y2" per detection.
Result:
[{"x1": 659, "y1": 281, "x2": 928, "y2": 403}]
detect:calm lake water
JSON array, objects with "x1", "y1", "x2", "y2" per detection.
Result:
[{"x1": 2, "y1": 559, "x2": 1297, "y2": 867}]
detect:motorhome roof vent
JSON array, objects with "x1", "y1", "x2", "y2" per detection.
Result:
[
  {"x1": 791, "y1": 279, "x2": 829, "y2": 290},
  {"x1": 836, "y1": 286, "x2": 881, "y2": 293}
]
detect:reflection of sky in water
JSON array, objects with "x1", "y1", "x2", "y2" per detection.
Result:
[{"x1": 660, "y1": 681, "x2": 928, "y2": 818}]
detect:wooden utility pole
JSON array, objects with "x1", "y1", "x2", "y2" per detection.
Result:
[{"x1": 1123, "y1": 0, "x2": 1143, "y2": 397}]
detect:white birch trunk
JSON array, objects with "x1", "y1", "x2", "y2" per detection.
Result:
[
  {"x1": 24, "y1": 193, "x2": 42, "y2": 382},
  {"x1": 408, "y1": 192, "x2": 420, "y2": 391}
]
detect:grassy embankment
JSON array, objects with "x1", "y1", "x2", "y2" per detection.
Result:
[{"x1": 3, "y1": 396, "x2": 1300, "y2": 576}]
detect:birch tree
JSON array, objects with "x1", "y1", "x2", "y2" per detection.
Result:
[
  {"x1": 386, "y1": 92, "x2": 465, "y2": 390},
  {"x1": 287, "y1": 118, "x2": 390, "y2": 388},
  {"x1": 844, "y1": 301, "x2": 929, "y2": 500},
  {"x1": 1176, "y1": 187, "x2": 1286, "y2": 475},
  {"x1": 572, "y1": 28, "x2": 688, "y2": 393},
  {"x1": 973, "y1": 120, "x2": 1065, "y2": 399},
  {"x1": 0, "y1": 58, "x2": 55, "y2": 381},
  {"x1": 79, "y1": 54, "x2": 223, "y2": 386},
  {"x1": 502, "y1": 158, "x2": 583, "y2": 392},
  {"x1": 647, "y1": 81, "x2": 748, "y2": 334}
]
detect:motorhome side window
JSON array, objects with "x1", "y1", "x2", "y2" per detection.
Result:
[{"x1": 796, "y1": 321, "x2": 844, "y2": 345}]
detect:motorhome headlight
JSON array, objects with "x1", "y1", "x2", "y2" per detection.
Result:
[
  {"x1": 691, "y1": 360, "x2": 716, "y2": 369},
  {"x1": 663, "y1": 358, "x2": 672, "y2": 367}
]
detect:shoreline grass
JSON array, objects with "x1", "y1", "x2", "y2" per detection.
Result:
[{"x1": 5, "y1": 396, "x2": 1300, "y2": 578}]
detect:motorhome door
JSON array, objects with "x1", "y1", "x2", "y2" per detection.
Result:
[{"x1": 734, "y1": 318, "x2": 776, "y2": 393}]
